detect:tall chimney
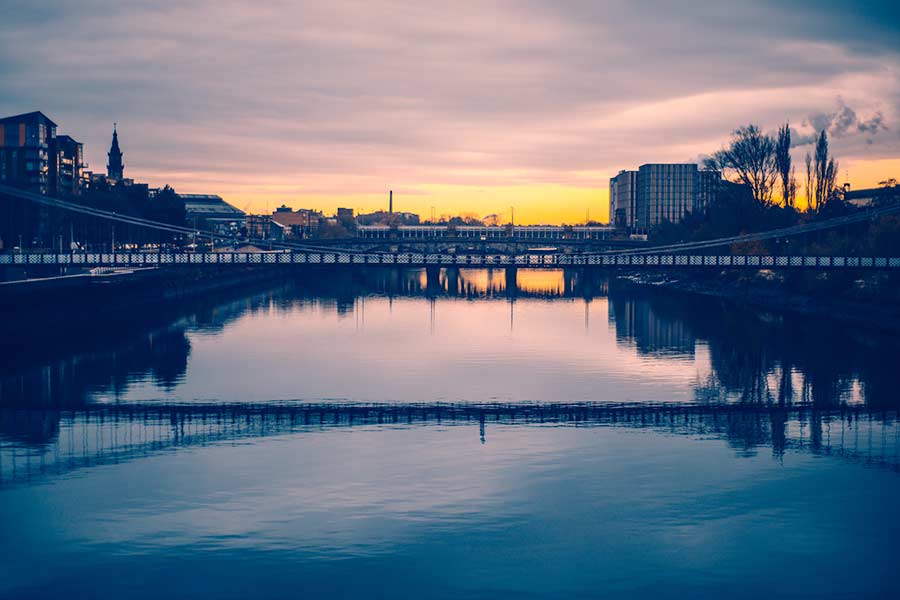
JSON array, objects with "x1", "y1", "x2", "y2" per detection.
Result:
[{"x1": 389, "y1": 190, "x2": 393, "y2": 214}]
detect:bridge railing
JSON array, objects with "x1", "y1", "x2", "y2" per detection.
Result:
[{"x1": 2, "y1": 252, "x2": 900, "y2": 269}]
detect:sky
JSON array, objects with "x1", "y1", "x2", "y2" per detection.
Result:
[{"x1": 2, "y1": 0, "x2": 899, "y2": 224}]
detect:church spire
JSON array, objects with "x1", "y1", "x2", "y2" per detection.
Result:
[{"x1": 107, "y1": 123, "x2": 124, "y2": 180}]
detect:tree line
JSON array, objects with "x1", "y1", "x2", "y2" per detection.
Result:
[{"x1": 705, "y1": 123, "x2": 841, "y2": 212}]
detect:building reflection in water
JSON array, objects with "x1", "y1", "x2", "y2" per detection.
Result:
[{"x1": 2, "y1": 267, "x2": 900, "y2": 483}]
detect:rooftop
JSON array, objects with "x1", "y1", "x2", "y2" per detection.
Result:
[
  {"x1": 0, "y1": 111, "x2": 58, "y2": 127},
  {"x1": 845, "y1": 186, "x2": 899, "y2": 200},
  {"x1": 182, "y1": 194, "x2": 245, "y2": 217}
]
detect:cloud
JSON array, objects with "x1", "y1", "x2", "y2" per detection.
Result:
[
  {"x1": 1, "y1": 0, "x2": 899, "y2": 219},
  {"x1": 796, "y1": 97, "x2": 891, "y2": 149}
]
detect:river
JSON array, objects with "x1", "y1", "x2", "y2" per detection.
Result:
[{"x1": 1, "y1": 268, "x2": 898, "y2": 599}]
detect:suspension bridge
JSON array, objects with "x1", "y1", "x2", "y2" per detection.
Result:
[{"x1": 3, "y1": 182, "x2": 900, "y2": 271}]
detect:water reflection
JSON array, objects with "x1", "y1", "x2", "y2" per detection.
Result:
[
  {"x1": 2, "y1": 268, "x2": 897, "y2": 412},
  {"x1": 608, "y1": 285, "x2": 900, "y2": 410},
  {"x1": 3, "y1": 271, "x2": 900, "y2": 599},
  {"x1": 2, "y1": 403, "x2": 899, "y2": 489}
]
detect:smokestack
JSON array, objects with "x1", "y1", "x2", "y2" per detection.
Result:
[{"x1": 389, "y1": 190, "x2": 393, "y2": 214}]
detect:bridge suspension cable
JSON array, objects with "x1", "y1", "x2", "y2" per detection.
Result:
[
  {"x1": 599, "y1": 201, "x2": 900, "y2": 256},
  {"x1": 5, "y1": 182, "x2": 899, "y2": 257},
  {"x1": 0, "y1": 183, "x2": 385, "y2": 255}
]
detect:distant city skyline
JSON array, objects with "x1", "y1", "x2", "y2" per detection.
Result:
[{"x1": 2, "y1": 0, "x2": 898, "y2": 223}]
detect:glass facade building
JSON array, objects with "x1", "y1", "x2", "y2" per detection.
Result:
[
  {"x1": 610, "y1": 163, "x2": 721, "y2": 234},
  {"x1": 609, "y1": 170, "x2": 637, "y2": 230}
]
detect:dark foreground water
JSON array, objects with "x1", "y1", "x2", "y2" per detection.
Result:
[{"x1": 2, "y1": 269, "x2": 900, "y2": 599}]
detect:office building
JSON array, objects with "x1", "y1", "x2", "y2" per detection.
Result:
[
  {"x1": 610, "y1": 163, "x2": 721, "y2": 234},
  {"x1": 50, "y1": 134, "x2": 83, "y2": 198},
  {"x1": 0, "y1": 111, "x2": 58, "y2": 195},
  {"x1": 609, "y1": 170, "x2": 637, "y2": 229}
]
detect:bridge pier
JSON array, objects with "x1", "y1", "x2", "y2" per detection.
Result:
[
  {"x1": 563, "y1": 268, "x2": 578, "y2": 296},
  {"x1": 505, "y1": 267, "x2": 518, "y2": 297},
  {"x1": 425, "y1": 266, "x2": 441, "y2": 292},
  {"x1": 445, "y1": 267, "x2": 460, "y2": 296}
]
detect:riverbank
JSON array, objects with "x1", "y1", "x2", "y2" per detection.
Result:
[
  {"x1": 0, "y1": 266, "x2": 288, "y2": 309},
  {"x1": 616, "y1": 270, "x2": 900, "y2": 334}
]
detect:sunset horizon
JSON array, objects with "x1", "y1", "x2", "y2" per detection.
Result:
[{"x1": 3, "y1": 1, "x2": 898, "y2": 224}]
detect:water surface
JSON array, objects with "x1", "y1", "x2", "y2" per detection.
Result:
[{"x1": 1, "y1": 269, "x2": 898, "y2": 599}]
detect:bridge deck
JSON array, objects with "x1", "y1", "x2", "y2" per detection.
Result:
[{"x1": 2, "y1": 251, "x2": 900, "y2": 269}]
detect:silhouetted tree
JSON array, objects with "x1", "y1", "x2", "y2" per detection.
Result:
[
  {"x1": 811, "y1": 130, "x2": 839, "y2": 213},
  {"x1": 145, "y1": 185, "x2": 187, "y2": 229},
  {"x1": 775, "y1": 123, "x2": 796, "y2": 207},
  {"x1": 805, "y1": 152, "x2": 813, "y2": 212},
  {"x1": 707, "y1": 125, "x2": 778, "y2": 206}
]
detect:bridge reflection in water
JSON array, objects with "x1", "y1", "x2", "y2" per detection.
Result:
[
  {"x1": 2, "y1": 403, "x2": 899, "y2": 488},
  {"x1": 4, "y1": 268, "x2": 900, "y2": 488}
]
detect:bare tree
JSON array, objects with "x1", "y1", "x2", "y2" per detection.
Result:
[
  {"x1": 710, "y1": 125, "x2": 778, "y2": 205},
  {"x1": 775, "y1": 123, "x2": 795, "y2": 207},
  {"x1": 811, "y1": 130, "x2": 838, "y2": 212},
  {"x1": 790, "y1": 166, "x2": 797, "y2": 206},
  {"x1": 805, "y1": 152, "x2": 813, "y2": 212}
]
